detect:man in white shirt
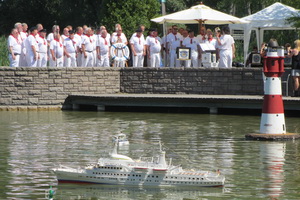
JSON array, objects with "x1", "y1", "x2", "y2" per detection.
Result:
[
  {"x1": 49, "y1": 33, "x2": 64, "y2": 67},
  {"x1": 37, "y1": 29, "x2": 48, "y2": 67},
  {"x1": 8, "y1": 28, "x2": 22, "y2": 67},
  {"x1": 14, "y1": 22, "x2": 27, "y2": 66},
  {"x1": 146, "y1": 28, "x2": 162, "y2": 68},
  {"x1": 96, "y1": 30, "x2": 111, "y2": 67},
  {"x1": 182, "y1": 30, "x2": 200, "y2": 68},
  {"x1": 64, "y1": 30, "x2": 79, "y2": 67},
  {"x1": 111, "y1": 27, "x2": 128, "y2": 67},
  {"x1": 166, "y1": 25, "x2": 183, "y2": 67},
  {"x1": 130, "y1": 28, "x2": 146, "y2": 67},
  {"x1": 81, "y1": 27, "x2": 95, "y2": 67},
  {"x1": 74, "y1": 26, "x2": 84, "y2": 66},
  {"x1": 25, "y1": 27, "x2": 39, "y2": 67},
  {"x1": 216, "y1": 26, "x2": 235, "y2": 68},
  {"x1": 61, "y1": 27, "x2": 69, "y2": 40},
  {"x1": 47, "y1": 25, "x2": 60, "y2": 44}
]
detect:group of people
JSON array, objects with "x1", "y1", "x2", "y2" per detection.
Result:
[{"x1": 7, "y1": 22, "x2": 235, "y2": 68}]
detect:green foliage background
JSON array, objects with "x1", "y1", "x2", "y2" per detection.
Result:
[{"x1": 0, "y1": 0, "x2": 300, "y2": 64}]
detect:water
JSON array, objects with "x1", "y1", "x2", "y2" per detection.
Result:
[{"x1": 0, "y1": 111, "x2": 300, "y2": 200}]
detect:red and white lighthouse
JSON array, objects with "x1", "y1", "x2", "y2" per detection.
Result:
[{"x1": 259, "y1": 40, "x2": 286, "y2": 134}]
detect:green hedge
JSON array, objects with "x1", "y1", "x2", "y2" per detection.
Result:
[{"x1": 0, "y1": 36, "x2": 9, "y2": 66}]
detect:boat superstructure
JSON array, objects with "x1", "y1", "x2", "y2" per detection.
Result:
[{"x1": 52, "y1": 142, "x2": 225, "y2": 187}]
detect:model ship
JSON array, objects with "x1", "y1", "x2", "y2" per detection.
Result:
[{"x1": 52, "y1": 140, "x2": 225, "y2": 187}]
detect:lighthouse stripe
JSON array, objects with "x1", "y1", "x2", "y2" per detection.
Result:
[
  {"x1": 262, "y1": 95, "x2": 284, "y2": 113},
  {"x1": 264, "y1": 77, "x2": 282, "y2": 95},
  {"x1": 260, "y1": 113, "x2": 286, "y2": 134}
]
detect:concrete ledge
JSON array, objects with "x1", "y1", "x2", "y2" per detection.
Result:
[{"x1": 245, "y1": 133, "x2": 300, "y2": 140}]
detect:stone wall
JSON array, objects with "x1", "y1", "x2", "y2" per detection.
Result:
[
  {"x1": 120, "y1": 67, "x2": 265, "y2": 95},
  {"x1": 0, "y1": 67, "x2": 120, "y2": 106},
  {"x1": 0, "y1": 67, "x2": 292, "y2": 107}
]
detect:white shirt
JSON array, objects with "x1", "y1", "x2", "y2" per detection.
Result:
[
  {"x1": 146, "y1": 36, "x2": 161, "y2": 53},
  {"x1": 196, "y1": 34, "x2": 207, "y2": 44},
  {"x1": 47, "y1": 33, "x2": 54, "y2": 42},
  {"x1": 37, "y1": 36, "x2": 48, "y2": 53},
  {"x1": 8, "y1": 35, "x2": 22, "y2": 54},
  {"x1": 130, "y1": 35, "x2": 145, "y2": 53},
  {"x1": 130, "y1": 32, "x2": 145, "y2": 42},
  {"x1": 26, "y1": 34, "x2": 39, "y2": 54},
  {"x1": 166, "y1": 33, "x2": 182, "y2": 50},
  {"x1": 205, "y1": 38, "x2": 217, "y2": 48},
  {"x1": 182, "y1": 37, "x2": 200, "y2": 51},
  {"x1": 218, "y1": 34, "x2": 235, "y2": 50},
  {"x1": 19, "y1": 32, "x2": 27, "y2": 43},
  {"x1": 64, "y1": 37, "x2": 79, "y2": 53},
  {"x1": 74, "y1": 34, "x2": 82, "y2": 48},
  {"x1": 96, "y1": 36, "x2": 111, "y2": 54},
  {"x1": 81, "y1": 35, "x2": 95, "y2": 52},
  {"x1": 111, "y1": 33, "x2": 127, "y2": 44},
  {"x1": 61, "y1": 34, "x2": 69, "y2": 41},
  {"x1": 50, "y1": 39, "x2": 64, "y2": 58}
]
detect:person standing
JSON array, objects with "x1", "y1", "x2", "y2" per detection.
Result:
[
  {"x1": 216, "y1": 26, "x2": 235, "y2": 68},
  {"x1": 74, "y1": 26, "x2": 84, "y2": 66},
  {"x1": 286, "y1": 39, "x2": 300, "y2": 96},
  {"x1": 96, "y1": 30, "x2": 111, "y2": 67},
  {"x1": 37, "y1": 29, "x2": 48, "y2": 67},
  {"x1": 49, "y1": 33, "x2": 64, "y2": 67},
  {"x1": 63, "y1": 30, "x2": 79, "y2": 67},
  {"x1": 130, "y1": 28, "x2": 146, "y2": 67},
  {"x1": 182, "y1": 30, "x2": 200, "y2": 68},
  {"x1": 111, "y1": 27, "x2": 128, "y2": 67},
  {"x1": 25, "y1": 27, "x2": 39, "y2": 67},
  {"x1": 146, "y1": 28, "x2": 161, "y2": 68},
  {"x1": 166, "y1": 25, "x2": 183, "y2": 67},
  {"x1": 81, "y1": 27, "x2": 95, "y2": 67},
  {"x1": 61, "y1": 27, "x2": 69, "y2": 40},
  {"x1": 7, "y1": 28, "x2": 22, "y2": 67}
]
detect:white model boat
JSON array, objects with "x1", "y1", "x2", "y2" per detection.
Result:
[
  {"x1": 112, "y1": 133, "x2": 129, "y2": 145},
  {"x1": 52, "y1": 142, "x2": 225, "y2": 187}
]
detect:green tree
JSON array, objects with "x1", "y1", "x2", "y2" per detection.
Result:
[{"x1": 99, "y1": 0, "x2": 160, "y2": 37}]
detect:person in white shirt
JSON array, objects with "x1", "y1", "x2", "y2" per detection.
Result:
[
  {"x1": 37, "y1": 29, "x2": 48, "y2": 67},
  {"x1": 100, "y1": 26, "x2": 111, "y2": 42},
  {"x1": 166, "y1": 25, "x2": 183, "y2": 67},
  {"x1": 81, "y1": 27, "x2": 95, "y2": 67},
  {"x1": 161, "y1": 27, "x2": 172, "y2": 67},
  {"x1": 61, "y1": 27, "x2": 69, "y2": 40},
  {"x1": 182, "y1": 30, "x2": 200, "y2": 68},
  {"x1": 64, "y1": 30, "x2": 79, "y2": 67},
  {"x1": 47, "y1": 25, "x2": 60, "y2": 44},
  {"x1": 7, "y1": 28, "x2": 22, "y2": 67},
  {"x1": 91, "y1": 28, "x2": 97, "y2": 66},
  {"x1": 14, "y1": 22, "x2": 27, "y2": 66},
  {"x1": 111, "y1": 27, "x2": 128, "y2": 67},
  {"x1": 49, "y1": 33, "x2": 64, "y2": 67},
  {"x1": 96, "y1": 30, "x2": 111, "y2": 67},
  {"x1": 130, "y1": 28, "x2": 146, "y2": 67},
  {"x1": 74, "y1": 26, "x2": 84, "y2": 66},
  {"x1": 36, "y1": 23, "x2": 43, "y2": 32},
  {"x1": 216, "y1": 26, "x2": 235, "y2": 68},
  {"x1": 146, "y1": 28, "x2": 162, "y2": 68},
  {"x1": 22, "y1": 23, "x2": 28, "y2": 37},
  {"x1": 25, "y1": 27, "x2": 39, "y2": 67},
  {"x1": 196, "y1": 26, "x2": 207, "y2": 44},
  {"x1": 204, "y1": 29, "x2": 217, "y2": 47}
]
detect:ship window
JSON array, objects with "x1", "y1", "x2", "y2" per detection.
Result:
[
  {"x1": 152, "y1": 175, "x2": 154, "y2": 178},
  {"x1": 140, "y1": 175, "x2": 142, "y2": 177},
  {"x1": 156, "y1": 176, "x2": 158, "y2": 178}
]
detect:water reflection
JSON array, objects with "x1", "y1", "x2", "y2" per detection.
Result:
[
  {"x1": 55, "y1": 184, "x2": 225, "y2": 200},
  {"x1": 260, "y1": 142, "x2": 286, "y2": 199},
  {"x1": 0, "y1": 111, "x2": 299, "y2": 199}
]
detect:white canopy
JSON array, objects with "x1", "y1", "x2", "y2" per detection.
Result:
[
  {"x1": 151, "y1": 4, "x2": 248, "y2": 25},
  {"x1": 229, "y1": 2, "x2": 300, "y2": 65}
]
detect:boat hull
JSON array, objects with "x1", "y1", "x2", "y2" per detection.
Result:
[{"x1": 54, "y1": 170, "x2": 225, "y2": 187}]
